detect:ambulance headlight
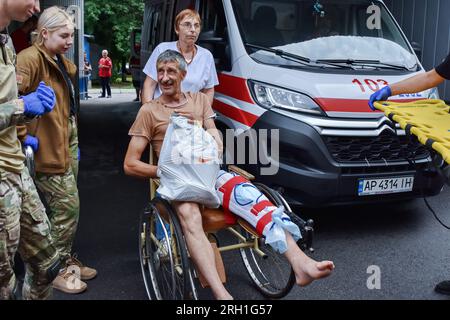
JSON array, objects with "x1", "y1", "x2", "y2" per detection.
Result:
[{"x1": 249, "y1": 80, "x2": 324, "y2": 115}]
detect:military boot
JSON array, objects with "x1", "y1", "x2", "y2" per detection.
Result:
[
  {"x1": 67, "y1": 254, "x2": 97, "y2": 281},
  {"x1": 52, "y1": 267, "x2": 87, "y2": 294}
]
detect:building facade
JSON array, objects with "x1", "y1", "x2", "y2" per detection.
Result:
[{"x1": 384, "y1": 0, "x2": 450, "y2": 101}]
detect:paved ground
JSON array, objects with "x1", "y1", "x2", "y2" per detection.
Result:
[
  {"x1": 54, "y1": 93, "x2": 450, "y2": 300},
  {"x1": 82, "y1": 88, "x2": 138, "y2": 99},
  {"x1": 53, "y1": 94, "x2": 147, "y2": 300}
]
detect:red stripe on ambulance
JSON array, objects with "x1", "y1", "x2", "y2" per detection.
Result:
[
  {"x1": 215, "y1": 74, "x2": 254, "y2": 104},
  {"x1": 316, "y1": 98, "x2": 426, "y2": 112},
  {"x1": 213, "y1": 99, "x2": 259, "y2": 127}
]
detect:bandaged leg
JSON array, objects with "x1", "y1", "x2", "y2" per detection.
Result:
[
  {"x1": 215, "y1": 170, "x2": 301, "y2": 253},
  {"x1": 215, "y1": 170, "x2": 334, "y2": 286}
]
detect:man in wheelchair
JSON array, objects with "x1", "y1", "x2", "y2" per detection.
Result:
[{"x1": 124, "y1": 50, "x2": 334, "y2": 299}]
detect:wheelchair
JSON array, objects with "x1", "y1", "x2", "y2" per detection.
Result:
[{"x1": 138, "y1": 148, "x2": 315, "y2": 300}]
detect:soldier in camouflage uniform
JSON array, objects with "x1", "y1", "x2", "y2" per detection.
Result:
[
  {"x1": 0, "y1": 0, "x2": 62, "y2": 300},
  {"x1": 16, "y1": 6, "x2": 97, "y2": 294}
]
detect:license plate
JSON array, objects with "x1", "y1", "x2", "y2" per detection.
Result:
[{"x1": 358, "y1": 176, "x2": 414, "y2": 196}]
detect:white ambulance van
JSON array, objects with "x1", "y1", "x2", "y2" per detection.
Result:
[{"x1": 139, "y1": 0, "x2": 446, "y2": 206}]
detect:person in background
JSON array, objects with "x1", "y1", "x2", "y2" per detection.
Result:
[
  {"x1": 0, "y1": 0, "x2": 62, "y2": 300},
  {"x1": 16, "y1": 6, "x2": 97, "y2": 295},
  {"x1": 132, "y1": 77, "x2": 141, "y2": 102},
  {"x1": 11, "y1": 14, "x2": 37, "y2": 54},
  {"x1": 141, "y1": 8, "x2": 219, "y2": 252},
  {"x1": 83, "y1": 51, "x2": 92, "y2": 99},
  {"x1": 130, "y1": 54, "x2": 141, "y2": 102},
  {"x1": 98, "y1": 49, "x2": 112, "y2": 98},
  {"x1": 141, "y1": 9, "x2": 218, "y2": 105},
  {"x1": 369, "y1": 51, "x2": 450, "y2": 295},
  {"x1": 124, "y1": 50, "x2": 335, "y2": 300},
  {"x1": 368, "y1": 53, "x2": 450, "y2": 111}
]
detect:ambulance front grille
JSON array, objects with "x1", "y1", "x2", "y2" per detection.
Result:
[{"x1": 324, "y1": 132, "x2": 430, "y2": 164}]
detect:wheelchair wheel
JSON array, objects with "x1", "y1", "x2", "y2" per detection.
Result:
[
  {"x1": 139, "y1": 197, "x2": 198, "y2": 300},
  {"x1": 239, "y1": 183, "x2": 296, "y2": 299}
]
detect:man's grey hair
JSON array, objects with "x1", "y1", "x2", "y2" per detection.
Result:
[{"x1": 156, "y1": 49, "x2": 187, "y2": 72}]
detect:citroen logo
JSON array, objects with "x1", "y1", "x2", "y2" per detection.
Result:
[{"x1": 378, "y1": 124, "x2": 396, "y2": 135}]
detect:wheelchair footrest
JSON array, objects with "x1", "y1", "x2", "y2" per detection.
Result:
[{"x1": 198, "y1": 242, "x2": 226, "y2": 288}]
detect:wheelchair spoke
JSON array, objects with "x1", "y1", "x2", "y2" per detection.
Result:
[
  {"x1": 238, "y1": 183, "x2": 297, "y2": 298},
  {"x1": 248, "y1": 248, "x2": 271, "y2": 285}
]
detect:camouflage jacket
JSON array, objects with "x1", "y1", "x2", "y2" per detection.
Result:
[{"x1": 0, "y1": 31, "x2": 25, "y2": 173}]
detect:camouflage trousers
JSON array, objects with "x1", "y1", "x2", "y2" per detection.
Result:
[
  {"x1": 0, "y1": 167, "x2": 60, "y2": 300},
  {"x1": 35, "y1": 116, "x2": 80, "y2": 264}
]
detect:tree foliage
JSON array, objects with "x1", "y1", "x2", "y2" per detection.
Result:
[{"x1": 85, "y1": 0, "x2": 144, "y2": 72}]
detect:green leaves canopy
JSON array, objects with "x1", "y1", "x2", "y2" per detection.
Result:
[{"x1": 85, "y1": 0, "x2": 144, "y2": 68}]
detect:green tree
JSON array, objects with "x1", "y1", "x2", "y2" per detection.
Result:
[{"x1": 85, "y1": 0, "x2": 144, "y2": 81}]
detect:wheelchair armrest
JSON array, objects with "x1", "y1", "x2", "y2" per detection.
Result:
[
  {"x1": 149, "y1": 178, "x2": 160, "y2": 199},
  {"x1": 228, "y1": 165, "x2": 255, "y2": 181},
  {"x1": 152, "y1": 178, "x2": 160, "y2": 188}
]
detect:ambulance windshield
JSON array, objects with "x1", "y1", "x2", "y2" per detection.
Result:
[{"x1": 233, "y1": 0, "x2": 418, "y2": 70}]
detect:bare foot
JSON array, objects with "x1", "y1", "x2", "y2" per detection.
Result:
[{"x1": 294, "y1": 259, "x2": 335, "y2": 287}]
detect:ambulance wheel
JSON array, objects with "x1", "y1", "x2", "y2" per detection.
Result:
[
  {"x1": 239, "y1": 183, "x2": 296, "y2": 299},
  {"x1": 139, "y1": 197, "x2": 198, "y2": 300}
]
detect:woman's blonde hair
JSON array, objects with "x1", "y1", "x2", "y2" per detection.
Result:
[{"x1": 35, "y1": 6, "x2": 75, "y2": 46}]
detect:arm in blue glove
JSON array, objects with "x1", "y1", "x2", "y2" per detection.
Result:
[
  {"x1": 23, "y1": 135, "x2": 39, "y2": 153},
  {"x1": 21, "y1": 81, "x2": 56, "y2": 117},
  {"x1": 368, "y1": 86, "x2": 392, "y2": 111}
]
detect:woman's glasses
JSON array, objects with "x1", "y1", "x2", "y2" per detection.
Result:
[{"x1": 179, "y1": 22, "x2": 201, "y2": 30}]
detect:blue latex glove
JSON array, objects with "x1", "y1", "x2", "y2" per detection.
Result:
[
  {"x1": 77, "y1": 147, "x2": 80, "y2": 160},
  {"x1": 368, "y1": 86, "x2": 392, "y2": 111},
  {"x1": 23, "y1": 135, "x2": 39, "y2": 152},
  {"x1": 22, "y1": 81, "x2": 56, "y2": 117}
]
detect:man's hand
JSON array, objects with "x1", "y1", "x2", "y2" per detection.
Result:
[
  {"x1": 175, "y1": 111, "x2": 197, "y2": 124},
  {"x1": 22, "y1": 81, "x2": 56, "y2": 117},
  {"x1": 23, "y1": 135, "x2": 39, "y2": 152},
  {"x1": 368, "y1": 86, "x2": 392, "y2": 111},
  {"x1": 175, "y1": 111, "x2": 193, "y2": 119}
]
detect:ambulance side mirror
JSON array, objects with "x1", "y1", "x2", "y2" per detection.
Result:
[{"x1": 411, "y1": 42, "x2": 422, "y2": 63}]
